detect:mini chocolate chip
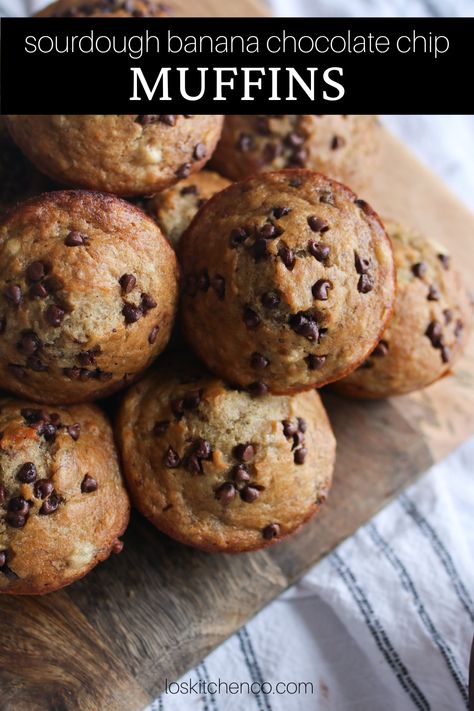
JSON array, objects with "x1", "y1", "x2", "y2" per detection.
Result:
[
  {"x1": 141, "y1": 293, "x2": 157, "y2": 311},
  {"x1": 289, "y1": 177, "x2": 303, "y2": 188},
  {"x1": 262, "y1": 142, "x2": 281, "y2": 163},
  {"x1": 229, "y1": 227, "x2": 249, "y2": 247},
  {"x1": 39, "y1": 492, "x2": 61, "y2": 515},
  {"x1": 8, "y1": 364, "x2": 27, "y2": 380},
  {"x1": 65, "y1": 231, "x2": 86, "y2": 247},
  {"x1": 305, "y1": 354, "x2": 326, "y2": 370},
  {"x1": 454, "y1": 319, "x2": 464, "y2": 338},
  {"x1": 8, "y1": 496, "x2": 29, "y2": 514},
  {"x1": 282, "y1": 420, "x2": 297, "y2": 438},
  {"x1": 354, "y1": 198, "x2": 371, "y2": 213},
  {"x1": 194, "y1": 438, "x2": 211, "y2": 460},
  {"x1": 186, "y1": 454, "x2": 202, "y2": 475},
  {"x1": 4, "y1": 285, "x2": 22, "y2": 306},
  {"x1": 81, "y1": 475, "x2": 98, "y2": 493},
  {"x1": 17, "y1": 462, "x2": 37, "y2": 483},
  {"x1": 425, "y1": 320, "x2": 443, "y2": 347},
  {"x1": 289, "y1": 312, "x2": 319, "y2": 341},
  {"x1": 63, "y1": 366, "x2": 81, "y2": 380},
  {"x1": 37, "y1": 422, "x2": 57, "y2": 442},
  {"x1": 258, "y1": 223, "x2": 281, "y2": 239},
  {"x1": 119, "y1": 273, "x2": 136, "y2": 294},
  {"x1": 289, "y1": 147, "x2": 308, "y2": 166},
  {"x1": 262, "y1": 523, "x2": 280, "y2": 540},
  {"x1": 312, "y1": 279, "x2": 332, "y2": 301},
  {"x1": 197, "y1": 269, "x2": 210, "y2": 291},
  {"x1": 164, "y1": 446, "x2": 181, "y2": 468},
  {"x1": 240, "y1": 485, "x2": 260, "y2": 503},
  {"x1": 319, "y1": 191, "x2": 335, "y2": 205},
  {"x1": 159, "y1": 115, "x2": 177, "y2": 126},
  {"x1": 292, "y1": 431, "x2": 304, "y2": 449},
  {"x1": 273, "y1": 206, "x2": 291, "y2": 219},
  {"x1": 176, "y1": 163, "x2": 192, "y2": 179},
  {"x1": 232, "y1": 464, "x2": 250, "y2": 484},
  {"x1": 308, "y1": 216, "x2": 328, "y2": 233},
  {"x1": 181, "y1": 184, "x2": 198, "y2": 196},
  {"x1": 26, "y1": 261, "x2": 46, "y2": 282},
  {"x1": 237, "y1": 133, "x2": 254, "y2": 152},
  {"x1": 286, "y1": 131, "x2": 304, "y2": 147},
  {"x1": 29, "y1": 283, "x2": 48, "y2": 299},
  {"x1": 193, "y1": 143, "x2": 207, "y2": 161},
  {"x1": 148, "y1": 325, "x2": 160, "y2": 344},
  {"x1": 0, "y1": 551, "x2": 6, "y2": 568},
  {"x1": 427, "y1": 285, "x2": 440, "y2": 301},
  {"x1": 43, "y1": 275, "x2": 63, "y2": 293},
  {"x1": 438, "y1": 254, "x2": 450, "y2": 270},
  {"x1": 211, "y1": 275, "x2": 225, "y2": 300},
  {"x1": 297, "y1": 417, "x2": 307, "y2": 433},
  {"x1": 183, "y1": 389, "x2": 202, "y2": 409},
  {"x1": 233, "y1": 443, "x2": 255, "y2": 462},
  {"x1": 412, "y1": 262, "x2": 427, "y2": 278},
  {"x1": 250, "y1": 352, "x2": 269, "y2": 369},
  {"x1": 21, "y1": 408, "x2": 43, "y2": 424},
  {"x1": 112, "y1": 539, "x2": 124, "y2": 554},
  {"x1": 331, "y1": 135, "x2": 346, "y2": 150},
  {"x1": 171, "y1": 398, "x2": 185, "y2": 418},
  {"x1": 261, "y1": 291, "x2": 281, "y2": 309},
  {"x1": 0, "y1": 484, "x2": 6, "y2": 503},
  {"x1": 34, "y1": 479, "x2": 54, "y2": 499},
  {"x1": 443, "y1": 308, "x2": 454, "y2": 325},
  {"x1": 441, "y1": 346, "x2": 450, "y2": 363},
  {"x1": 67, "y1": 423, "x2": 81, "y2": 441},
  {"x1": 354, "y1": 252, "x2": 371, "y2": 274},
  {"x1": 154, "y1": 420, "x2": 170, "y2": 435},
  {"x1": 294, "y1": 447, "x2": 307, "y2": 465},
  {"x1": 255, "y1": 116, "x2": 271, "y2": 135},
  {"x1": 243, "y1": 306, "x2": 261, "y2": 330},
  {"x1": 372, "y1": 340, "x2": 389, "y2": 357},
  {"x1": 215, "y1": 482, "x2": 236, "y2": 503},
  {"x1": 308, "y1": 241, "x2": 330, "y2": 262},
  {"x1": 122, "y1": 303, "x2": 143, "y2": 324},
  {"x1": 358, "y1": 274, "x2": 374, "y2": 294},
  {"x1": 6, "y1": 511, "x2": 27, "y2": 528},
  {"x1": 248, "y1": 381, "x2": 269, "y2": 397},
  {"x1": 253, "y1": 238, "x2": 268, "y2": 260},
  {"x1": 46, "y1": 304, "x2": 65, "y2": 327},
  {"x1": 17, "y1": 330, "x2": 41, "y2": 356},
  {"x1": 278, "y1": 245, "x2": 295, "y2": 270}
]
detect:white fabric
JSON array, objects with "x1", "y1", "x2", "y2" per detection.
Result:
[{"x1": 3, "y1": 2, "x2": 474, "y2": 710}]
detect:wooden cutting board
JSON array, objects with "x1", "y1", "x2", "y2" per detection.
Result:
[{"x1": 2, "y1": 7, "x2": 474, "y2": 711}]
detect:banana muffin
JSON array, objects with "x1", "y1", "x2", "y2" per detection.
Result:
[
  {"x1": 0, "y1": 190, "x2": 179, "y2": 404},
  {"x1": 335, "y1": 220, "x2": 472, "y2": 398},
  {"x1": 36, "y1": 0, "x2": 170, "y2": 17},
  {"x1": 0, "y1": 117, "x2": 51, "y2": 218},
  {"x1": 179, "y1": 170, "x2": 395, "y2": 394},
  {"x1": 211, "y1": 115, "x2": 380, "y2": 189},
  {"x1": 145, "y1": 171, "x2": 231, "y2": 247},
  {"x1": 6, "y1": 115, "x2": 224, "y2": 197},
  {"x1": 117, "y1": 354, "x2": 335, "y2": 553},
  {"x1": 0, "y1": 397, "x2": 130, "y2": 595}
]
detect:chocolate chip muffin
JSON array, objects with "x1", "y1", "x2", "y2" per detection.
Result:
[
  {"x1": 6, "y1": 115, "x2": 224, "y2": 197},
  {"x1": 0, "y1": 117, "x2": 51, "y2": 218},
  {"x1": 35, "y1": 0, "x2": 169, "y2": 17},
  {"x1": 179, "y1": 170, "x2": 395, "y2": 395},
  {"x1": 0, "y1": 397, "x2": 130, "y2": 594},
  {"x1": 145, "y1": 171, "x2": 231, "y2": 247},
  {"x1": 211, "y1": 115, "x2": 380, "y2": 190},
  {"x1": 335, "y1": 220, "x2": 472, "y2": 398},
  {"x1": 0, "y1": 190, "x2": 179, "y2": 404},
  {"x1": 117, "y1": 354, "x2": 335, "y2": 553}
]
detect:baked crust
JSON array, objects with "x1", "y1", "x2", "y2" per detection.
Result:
[
  {"x1": 178, "y1": 169, "x2": 395, "y2": 394},
  {"x1": 6, "y1": 115, "x2": 224, "y2": 196},
  {"x1": 116, "y1": 354, "x2": 335, "y2": 553},
  {"x1": 0, "y1": 397, "x2": 130, "y2": 595},
  {"x1": 35, "y1": 0, "x2": 170, "y2": 17},
  {"x1": 0, "y1": 190, "x2": 179, "y2": 403},
  {"x1": 335, "y1": 219, "x2": 473, "y2": 398}
]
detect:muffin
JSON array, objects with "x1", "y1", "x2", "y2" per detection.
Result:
[
  {"x1": 211, "y1": 115, "x2": 380, "y2": 189},
  {"x1": 0, "y1": 190, "x2": 179, "y2": 404},
  {"x1": 0, "y1": 117, "x2": 51, "y2": 218},
  {"x1": 145, "y1": 171, "x2": 231, "y2": 247},
  {"x1": 335, "y1": 220, "x2": 472, "y2": 398},
  {"x1": 117, "y1": 355, "x2": 335, "y2": 553},
  {"x1": 0, "y1": 397, "x2": 130, "y2": 595},
  {"x1": 179, "y1": 170, "x2": 395, "y2": 395},
  {"x1": 6, "y1": 115, "x2": 224, "y2": 197},
  {"x1": 35, "y1": 0, "x2": 170, "y2": 17}
]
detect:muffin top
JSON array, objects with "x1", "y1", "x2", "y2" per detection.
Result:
[
  {"x1": 0, "y1": 190, "x2": 179, "y2": 403},
  {"x1": 117, "y1": 354, "x2": 335, "y2": 552},
  {"x1": 36, "y1": 0, "x2": 170, "y2": 17},
  {"x1": 0, "y1": 398, "x2": 130, "y2": 594},
  {"x1": 6, "y1": 115, "x2": 224, "y2": 196},
  {"x1": 179, "y1": 170, "x2": 395, "y2": 394},
  {"x1": 145, "y1": 171, "x2": 231, "y2": 247},
  {"x1": 336, "y1": 219, "x2": 473, "y2": 398}
]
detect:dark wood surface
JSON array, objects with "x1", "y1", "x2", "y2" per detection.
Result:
[{"x1": 1, "y1": 125, "x2": 473, "y2": 711}]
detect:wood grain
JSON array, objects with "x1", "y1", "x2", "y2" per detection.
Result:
[{"x1": 1, "y1": 103, "x2": 474, "y2": 711}]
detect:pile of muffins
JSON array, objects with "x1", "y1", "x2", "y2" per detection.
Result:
[{"x1": 0, "y1": 0, "x2": 471, "y2": 596}]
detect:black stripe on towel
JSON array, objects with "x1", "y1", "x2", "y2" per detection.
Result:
[
  {"x1": 199, "y1": 661, "x2": 219, "y2": 711},
  {"x1": 367, "y1": 523, "x2": 468, "y2": 707},
  {"x1": 238, "y1": 627, "x2": 272, "y2": 711},
  {"x1": 330, "y1": 551, "x2": 430, "y2": 711}
]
